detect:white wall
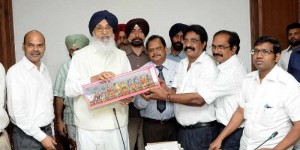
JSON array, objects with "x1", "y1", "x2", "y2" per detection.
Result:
[{"x1": 12, "y1": 0, "x2": 251, "y2": 81}]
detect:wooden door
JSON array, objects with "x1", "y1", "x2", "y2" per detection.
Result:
[
  {"x1": 250, "y1": 0, "x2": 300, "y2": 70},
  {"x1": 0, "y1": 0, "x2": 15, "y2": 70}
]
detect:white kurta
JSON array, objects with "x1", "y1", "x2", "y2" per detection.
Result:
[{"x1": 65, "y1": 44, "x2": 132, "y2": 130}]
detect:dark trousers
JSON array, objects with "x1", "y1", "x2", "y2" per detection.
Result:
[
  {"x1": 143, "y1": 117, "x2": 179, "y2": 145},
  {"x1": 13, "y1": 124, "x2": 52, "y2": 150},
  {"x1": 177, "y1": 123, "x2": 219, "y2": 150},
  {"x1": 217, "y1": 123, "x2": 243, "y2": 150}
]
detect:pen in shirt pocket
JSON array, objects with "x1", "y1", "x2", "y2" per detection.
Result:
[{"x1": 264, "y1": 104, "x2": 272, "y2": 109}]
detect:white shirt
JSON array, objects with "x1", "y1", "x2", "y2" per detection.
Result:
[
  {"x1": 198, "y1": 55, "x2": 247, "y2": 126},
  {"x1": 6, "y1": 57, "x2": 54, "y2": 142},
  {"x1": 0, "y1": 63, "x2": 9, "y2": 132},
  {"x1": 277, "y1": 46, "x2": 292, "y2": 71},
  {"x1": 134, "y1": 59, "x2": 178, "y2": 120},
  {"x1": 239, "y1": 66, "x2": 300, "y2": 150},
  {"x1": 172, "y1": 52, "x2": 218, "y2": 126},
  {"x1": 65, "y1": 44, "x2": 132, "y2": 130}
]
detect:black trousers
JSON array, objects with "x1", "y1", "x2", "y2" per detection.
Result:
[
  {"x1": 217, "y1": 122, "x2": 243, "y2": 150},
  {"x1": 143, "y1": 117, "x2": 179, "y2": 145},
  {"x1": 177, "y1": 123, "x2": 219, "y2": 150},
  {"x1": 13, "y1": 124, "x2": 52, "y2": 150}
]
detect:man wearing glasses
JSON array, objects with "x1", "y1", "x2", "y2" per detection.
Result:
[
  {"x1": 134, "y1": 35, "x2": 179, "y2": 145},
  {"x1": 210, "y1": 36, "x2": 300, "y2": 150},
  {"x1": 143, "y1": 24, "x2": 219, "y2": 149},
  {"x1": 198, "y1": 30, "x2": 247, "y2": 150},
  {"x1": 65, "y1": 10, "x2": 132, "y2": 150}
]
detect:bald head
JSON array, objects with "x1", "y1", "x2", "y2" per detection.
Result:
[{"x1": 23, "y1": 30, "x2": 45, "y2": 45}]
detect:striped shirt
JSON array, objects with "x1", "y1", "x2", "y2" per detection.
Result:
[
  {"x1": 199, "y1": 55, "x2": 247, "y2": 126},
  {"x1": 54, "y1": 60, "x2": 74, "y2": 125}
]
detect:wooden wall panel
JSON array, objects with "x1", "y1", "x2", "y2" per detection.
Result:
[
  {"x1": 250, "y1": 0, "x2": 300, "y2": 70},
  {"x1": 0, "y1": 0, "x2": 15, "y2": 71}
]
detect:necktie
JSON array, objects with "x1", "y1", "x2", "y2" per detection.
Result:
[{"x1": 156, "y1": 65, "x2": 166, "y2": 113}]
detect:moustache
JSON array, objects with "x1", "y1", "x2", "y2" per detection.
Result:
[
  {"x1": 31, "y1": 51, "x2": 40, "y2": 55},
  {"x1": 175, "y1": 42, "x2": 182, "y2": 46},
  {"x1": 152, "y1": 54, "x2": 161, "y2": 58},
  {"x1": 213, "y1": 53, "x2": 223, "y2": 57},
  {"x1": 184, "y1": 46, "x2": 195, "y2": 51},
  {"x1": 132, "y1": 37, "x2": 143, "y2": 42},
  {"x1": 100, "y1": 35, "x2": 110, "y2": 39}
]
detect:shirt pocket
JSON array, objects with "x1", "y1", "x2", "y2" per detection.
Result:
[{"x1": 259, "y1": 106, "x2": 281, "y2": 126}]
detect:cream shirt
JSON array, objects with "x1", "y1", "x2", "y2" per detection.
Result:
[
  {"x1": 172, "y1": 52, "x2": 218, "y2": 126},
  {"x1": 240, "y1": 66, "x2": 300, "y2": 150},
  {"x1": 65, "y1": 44, "x2": 131, "y2": 130},
  {"x1": 0, "y1": 63, "x2": 9, "y2": 133},
  {"x1": 6, "y1": 57, "x2": 54, "y2": 142},
  {"x1": 199, "y1": 55, "x2": 247, "y2": 126},
  {"x1": 277, "y1": 46, "x2": 292, "y2": 71}
]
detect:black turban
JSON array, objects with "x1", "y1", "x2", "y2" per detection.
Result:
[
  {"x1": 125, "y1": 18, "x2": 150, "y2": 37},
  {"x1": 88, "y1": 10, "x2": 118, "y2": 35},
  {"x1": 169, "y1": 23, "x2": 188, "y2": 40}
]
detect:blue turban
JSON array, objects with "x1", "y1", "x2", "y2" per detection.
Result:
[
  {"x1": 88, "y1": 10, "x2": 118, "y2": 35},
  {"x1": 169, "y1": 23, "x2": 188, "y2": 40}
]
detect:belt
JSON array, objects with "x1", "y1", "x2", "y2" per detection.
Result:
[
  {"x1": 0, "y1": 131, "x2": 3, "y2": 137},
  {"x1": 40, "y1": 124, "x2": 51, "y2": 131},
  {"x1": 183, "y1": 121, "x2": 217, "y2": 129},
  {"x1": 144, "y1": 117, "x2": 176, "y2": 125}
]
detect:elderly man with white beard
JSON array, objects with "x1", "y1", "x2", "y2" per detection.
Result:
[{"x1": 65, "y1": 10, "x2": 132, "y2": 150}]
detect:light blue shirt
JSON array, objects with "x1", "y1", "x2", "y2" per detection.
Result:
[
  {"x1": 166, "y1": 48, "x2": 186, "y2": 63},
  {"x1": 134, "y1": 59, "x2": 178, "y2": 120}
]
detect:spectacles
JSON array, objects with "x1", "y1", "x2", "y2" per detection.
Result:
[
  {"x1": 183, "y1": 38, "x2": 201, "y2": 45},
  {"x1": 95, "y1": 25, "x2": 112, "y2": 33},
  {"x1": 251, "y1": 49, "x2": 274, "y2": 56},
  {"x1": 148, "y1": 46, "x2": 163, "y2": 53},
  {"x1": 210, "y1": 45, "x2": 231, "y2": 51}
]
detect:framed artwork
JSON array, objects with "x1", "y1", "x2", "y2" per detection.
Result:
[{"x1": 82, "y1": 65, "x2": 160, "y2": 109}]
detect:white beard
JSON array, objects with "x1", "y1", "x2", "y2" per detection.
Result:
[{"x1": 91, "y1": 34, "x2": 117, "y2": 53}]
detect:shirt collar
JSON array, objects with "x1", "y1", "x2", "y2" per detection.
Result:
[
  {"x1": 181, "y1": 51, "x2": 206, "y2": 66},
  {"x1": 167, "y1": 48, "x2": 185, "y2": 58},
  {"x1": 217, "y1": 54, "x2": 238, "y2": 70},
  {"x1": 148, "y1": 59, "x2": 171, "y2": 71},
  {"x1": 295, "y1": 46, "x2": 300, "y2": 52},
  {"x1": 124, "y1": 45, "x2": 148, "y2": 56},
  {"x1": 287, "y1": 45, "x2": 292, "y2": 52},
  {"x1": 194, "y1": 51, "x2": 206, "y2": 63},
  {"x1": 22, "y1": 56, "x2": 45, "y2": 72},
  {"x1": 248, "y1": 65, "x2": 280, "y2": 83}
]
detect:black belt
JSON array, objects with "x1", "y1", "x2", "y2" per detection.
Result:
[
  {"x1": 40, "y1": 124, "x2": 51, "y2": 131},
  {"x1": 144, "y1": 117, "x2": 176, "y2": 125},
  {"x1": 183, "y1": 121, "x2": 217, "y2": 129},
  {"x1": 0, "y1": 131, "x2": 3, "y2": 137}
]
